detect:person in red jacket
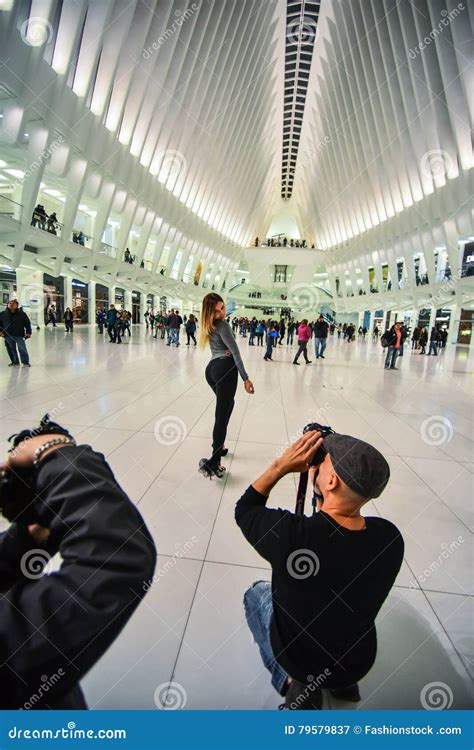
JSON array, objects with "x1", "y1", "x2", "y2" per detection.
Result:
[{"x1": 293, "y1": 319, "x2": 312, "y2": 365}]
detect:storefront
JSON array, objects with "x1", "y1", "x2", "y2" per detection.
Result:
[
  {"x1": 0, "y1": 269, "x2": 16, "y2": 306},
  {"x1": 115, "y1": 287, "x2": 125, "y2": 308},
  {"x1": 72, "y1": 279, "x2": 89, "y2": 323},
  {"x1": 132, "y1": 290, "x2": 141, "y2": 324},
  {"x1": 43, "y1": 273, "x2": 65, "y2": 323},
  {"x1": 96, "y1": 283, "x2": 109, "y2": 313},
  {"x1": 417, "y1": 308, "x2": 431, "y2": 328},
  {"x1": 457, "y1": 309, "x2": 473, "y2": 345}
]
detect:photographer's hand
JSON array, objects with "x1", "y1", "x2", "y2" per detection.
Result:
[
  {"x1": 252, "y1": 431, "x2": 323, "y2": 496},
  {"x1": 3, "y1": 433, "x2": 72, "y2": 469}
]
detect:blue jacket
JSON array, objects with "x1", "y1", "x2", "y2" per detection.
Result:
[{"x1": 106, "y1": 309, "x2": 117, "y2": 325}]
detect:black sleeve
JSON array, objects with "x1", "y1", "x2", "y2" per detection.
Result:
[
  {"x1": 235, "y1": 485, "x2": 297, "y2": 565},
  {"x1": 0, "y1": 446, "x2": 156, "y2": 709},
  {"x1": 0, "y1": 524, "x2": 58, "y2": 592},
  {"x1": 23, "y1": 311, "x2": 32, "y2": 335}
]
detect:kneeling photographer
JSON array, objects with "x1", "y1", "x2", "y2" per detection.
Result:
[
  {"x1": 235, "y1": 427, "x2": 404, "y2": 710},
  {"x1": 0, "y1": 416, "x2": 156, "y2": 709}
]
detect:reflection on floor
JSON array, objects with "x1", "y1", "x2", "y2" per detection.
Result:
[{"x1": 1, "y1": 325, "x2": 472, "y2": 710}]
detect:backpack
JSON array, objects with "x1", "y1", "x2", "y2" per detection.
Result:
[{"x1": 380, "y1": 331, "x2": 390, "y2": 348}]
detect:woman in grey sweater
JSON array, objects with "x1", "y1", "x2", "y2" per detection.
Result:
[{"x1": 198, "y1": 293, "x2": 254, "y2": 478}]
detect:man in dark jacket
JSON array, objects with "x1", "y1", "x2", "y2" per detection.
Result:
[
  {"x1": 167, "y1": 309, "x2": 183, "y2": 347},
  {"x1": 106, "y1": 305, "x2": 117, "y2": 342},
  {"x1": 236, "y1": 430, "x2": 403, "y2": 710},
  {"x1": 427, "y1": 326, "x2": 439, "y2": 356},
  {"x1": 0, "y1": 299, "x2": 32, "y2": 366},
  {"x1": 0, "y1": 427, "x2": 156, "y2": 709},
  {"x1": 312, "y1": 315, "x2": 329, "y2": 359}
]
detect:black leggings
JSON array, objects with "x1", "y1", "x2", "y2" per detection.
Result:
[
  {"x1": 187, "y1": 331, "x2": 197, "y2": 345},
  {"x1": 205, "y1": 357, "x2": 238, "y2": 468}
]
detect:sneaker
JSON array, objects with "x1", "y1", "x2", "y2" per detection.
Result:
[
  {"x1": 8, "y1": 363, "x2": 17, "y2": 367},
  {"x1": 279, "y1": 680, "x2": 323, "y2": 710},
  {"x1": 23, "y1": 363, "x2": 31, "y2": 367}
]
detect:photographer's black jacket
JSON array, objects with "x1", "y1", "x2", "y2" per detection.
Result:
[
  {"x1": 236, "y1": 486, "x2": 404, "y2": 687},
  {"x1": 0, "y1": 446, "x2": 156, "y2": 709},
  {"x1": 0, "y1": 308, "x2": 32, "y2": 337}
]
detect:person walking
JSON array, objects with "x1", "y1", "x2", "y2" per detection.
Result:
[
  {"x1": 45, "y1": 305, "x2": 57, "y2": 327},
  {"x1": 419, "y1": 327, "x2": 428, "y2": 354},
  {"x1": 97, "y1": 308, "x2": 106, "y2": 334},
  {"x1": 411, "y1": 326, "x2": 420, "y2": 350},
  {"x1": 383, "y1": 322, "x2": 403, "y2": 369},
  {"x1": 64, "y1": 307, "x2": 74, "y2": 333},
  {"x1": 248, "y1": 318, "x2": 257, "y2": 346},
  {"x1": 0, "y1": 299, "x2": 32, "y2": 366},
  {"x1": 256, "y1": 320, "x2": 265, "y2": 346},
  {"x1": 167, "y1": 309, "x2": 183, "y2": 346},
  {"x1": 106, "y1": 305, "x2": 118, "y2": 342},
  {"x1": 185, "y1": 314, "x2": 197, "y2": 345},
  {"x1": 427, "y1": 326, "x2": 439, "y2": 356},
  {"x1": 278, "y1": 318, "x2": 286, "y2": 345},
  {"x1": 198, "y1": 293, "x2": 254, "y2": 479},
  {"x1": 293, "y1": 319, "x2": 312, "y2": 365},
  {"x1": 264, "y1": 324, "x2": 278, "y2": 361},
  {"x1": 313, "y1": 314, "x2": 329, "y2": 359},
  {"x1": 286, "y1": 319, "x2": 296, "y2": 346}
]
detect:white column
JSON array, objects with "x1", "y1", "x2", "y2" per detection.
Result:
[
  {"x1": 15, "y1": 268, "x2": 45, "y2": 329},
  {"x1": 64, "y1": 276, "x2": 73, "y2": 309},
  {"x1": 125, "y1": 290, "x2": 133, "y2": 312},
  {"x1": 88, "y1": 280, "x2": 96, "y2": 324}
]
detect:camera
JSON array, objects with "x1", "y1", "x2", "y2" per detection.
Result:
[
  {"x1": 295, "y1": 423, "x2": 335, "y2": 516},
  {"x1": 303, "y1": 422, "x2": 335, "y2": 466}
]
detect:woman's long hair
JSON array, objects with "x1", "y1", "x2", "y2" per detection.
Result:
[{"x1": 199, "y1": 293, "x2": 224, "y2": 349}]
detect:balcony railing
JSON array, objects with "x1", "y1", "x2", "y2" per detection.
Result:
[
  {"x1": 0, "y1": 195, "x2": 23, "y2": 221},
  {"x1": 99, "y1": 242, "x2": 118, "y2": 259},
  {"x1": 72, "y1": 230, "x2": 94, "y2": 249}
]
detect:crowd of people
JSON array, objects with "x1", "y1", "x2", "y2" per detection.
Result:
[
  {"x1": 30, "y1": 204, "x2": 59, "y2": 234},
  {"x1": 254, "y1": 236, "x2": 315, "y2": 248}
]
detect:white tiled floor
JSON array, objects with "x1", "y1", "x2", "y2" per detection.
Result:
[{"x1": 1, "y1": 326, "x2": 472, "y2": 710}]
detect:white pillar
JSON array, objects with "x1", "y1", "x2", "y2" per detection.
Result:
[
  {"x1": 125, "y1": 290, "x2": 133, "y2": 312},
  {"x1": 64, "y1": 275, "x2": 73, "y2": 309},
  {"x1": 15, "y1": 268, "x2": 45, "y2": 329},
  {"x1": 88, "y1": 280, "x2": 96, "y2": 324}
]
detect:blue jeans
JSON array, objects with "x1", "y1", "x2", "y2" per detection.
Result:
[
  {"x1": 169, "y1": 328, "x2": 180, "y2": 345},
  {"x1": 287, "y1": 331, "x2": 294, "y2": 345},
  {"x1": 4, "y1": 335, "x2": 29, "y2": 364},
  {"x1": 384, "y1": 346, "x2": 399, "y2": 368},
  {"x1": 314, "y1": 337, "x2": 327, "y2": 357},
  {"x1": 244, "y1": 581, "x2": 288, "y2": 695}
]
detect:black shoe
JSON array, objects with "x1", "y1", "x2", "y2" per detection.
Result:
[
  {"x1": 279, "y1": 680, "x2": 323, "y2": 710},
  {"x1": 305, "y1": 360, "x2": 312, "y2": 364},
  {"x1": 221, "y1": 448, "x2": 229, "y2": 457},
  {"x1": 390, "y1": 366, "x2": 397, "y2": 369},
  {"x1": 293, "y1": 361, "x2": 300, "y2": 365},
  {"x1": 329, "y1": 683, "x2": 361, "y2": 702},
  {"x1": 198, "y1": 458, "x2": 226, "y2": 479},
  {"x1": 320, "y1": 355, "x2": 325, "y2": 359}
]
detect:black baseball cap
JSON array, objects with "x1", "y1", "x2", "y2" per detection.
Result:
[{"x1": 323, "y1": 433, "x2": 390, "y2": 500}]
